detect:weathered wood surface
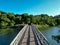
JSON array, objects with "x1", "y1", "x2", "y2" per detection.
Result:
[
  {"x1": 20, "y1": 25, "x2": 35, "y2": 45},
  {"x1": 10, "y1": 24, "x2": 49, "y2": 45}
]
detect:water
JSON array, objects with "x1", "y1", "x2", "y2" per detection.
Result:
[
  {"x1": 0, "y1": 26, "x2": 23, "y2": 45},
  {"x1": 40, "y1": 27, "x2": 60, "y2": 45}
]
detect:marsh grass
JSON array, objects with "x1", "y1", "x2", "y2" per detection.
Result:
[
  {"x1": 36, "y1": 24, "x2": 49, "y2": 30},
  {"x1": 0, "y1": 28, "x2": 14, "y2": 35}
]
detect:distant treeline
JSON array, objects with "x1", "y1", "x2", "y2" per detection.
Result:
[{"x1": 0, "y1": 11, "x2": 60, "y2": 28}]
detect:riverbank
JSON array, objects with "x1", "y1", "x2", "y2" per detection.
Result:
[
  {"x1": 0, "y1": 25, "x2": 24, "y2": 36},
  {"x1": 35, "y1": 24, "x2": 49, "y2": 30},
  {"x1": 0, "y1": 28, "x2": 14, "y2": 35},
  {"x1": 0, "y1": 25, "x2": 24, "y2": 45}
]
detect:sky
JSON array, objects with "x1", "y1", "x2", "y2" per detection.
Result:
[{"x1": 0, "y1": 0, "x2": 60, "y2": 16}]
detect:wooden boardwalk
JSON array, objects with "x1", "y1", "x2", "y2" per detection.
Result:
[
  {"x1": 20, "y1": 25, "x2": 35, "y2": 45},
  {"x1": 10, "y1": 24, "x2": 49, "y2": 45}
]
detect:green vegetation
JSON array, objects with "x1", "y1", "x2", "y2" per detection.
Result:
[
  {"x1": 36, "y1": 24, "x2": 49, "y2": 30},
  {"x1": 52, "y1": 35, "x2": 60, "y2": 43},
  {"x1": 0, "y1": 28, "x2": 14, "y2": 35},
  {"x1": 55, "y1": 35, "x2": 60, "y2": 40},
  {"x1": 0, "y1": 11, "x2": 60, "y2": 28}
]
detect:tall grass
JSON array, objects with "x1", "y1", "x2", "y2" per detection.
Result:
[{"x1": 36, "y1": 24, "x2": 49, "y2": 30}]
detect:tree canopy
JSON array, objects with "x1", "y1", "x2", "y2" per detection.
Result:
[{"x1": 0, "y1": 11, "x2": 60, "y2": 28}]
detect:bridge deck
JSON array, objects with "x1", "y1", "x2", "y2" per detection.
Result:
[
  {"x1": 10, "y1": 25, "x2": 49, "y2": 45},
  {"x1": 20, "y1": 25, "x2": 36, "y2": 45}
]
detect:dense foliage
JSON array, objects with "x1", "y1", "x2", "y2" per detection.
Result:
[{"x1": 0, "y1": 11, "x2": 60, "y2": 28}]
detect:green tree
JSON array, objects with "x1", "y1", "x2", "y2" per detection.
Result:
[
  {"x1": 15, "y1": 16, "x2": 22, "y2": 24},
  {"x1": 0, "y1": 21, "x2": 8, "y2": 28},
  {"x1": 7, "y1": 13, "x2": 15, "y2": 20},
  {"x1": 9, "y1": 20, "x2": 15, "y2": 26}
]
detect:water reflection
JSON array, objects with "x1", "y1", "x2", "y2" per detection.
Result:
[
  {"x1": 0, "y1": 26, "x2": 23, "y2": 45},
  {"x1": 52, "y1": 35, "x2": 60, "y2": 43},
  {"x1": 40, "y1": 27, "x2": 60, "y2": 45}
]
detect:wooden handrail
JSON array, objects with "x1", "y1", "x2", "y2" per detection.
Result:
[
  {"x1": 10, "y1": 24, "x2": 28, "y2": 45},
  {"x1": 32, "y1": 24, "x2": 49, "y2": 45}
]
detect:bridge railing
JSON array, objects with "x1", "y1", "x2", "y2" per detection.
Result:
[
  {"x1": 10, "y1": 24, "x2": 28, "y2": 45},
  {"x1": 32, "y1": 24, "x2": 49, "y2": 45}
]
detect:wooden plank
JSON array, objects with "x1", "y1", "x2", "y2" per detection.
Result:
[
  {"x1": 20, "y1": 26, "x2": 29, "y2": 45},
  {"x1": 30, "y1": 26, "x2": 35, "y2": 45},
  {"x1": 20, "y1": 25, "x2": 36, "y2": 45}
]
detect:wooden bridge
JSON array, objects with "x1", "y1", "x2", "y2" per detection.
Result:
[{"x1": 10, "y1": 24, "x2": 49, "y2": 45}]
